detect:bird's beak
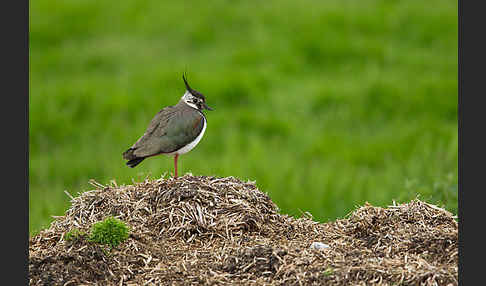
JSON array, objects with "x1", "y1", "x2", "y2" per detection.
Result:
[{"x1": 203, "y1": 102, "x2": 213, "y2": 111}]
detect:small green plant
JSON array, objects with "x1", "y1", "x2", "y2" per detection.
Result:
[
  {"x1": 88, "y1": 217, "x2": 130, "y2": 248},
  {"x1": 322, "y1": 267, "x2": 334, "y2": 276},
  {"x1": 64, "y1": 228, "x2": 86, "y2": 242}
]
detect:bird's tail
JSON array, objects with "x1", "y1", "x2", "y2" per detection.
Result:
[
  {"x1": 126, "y1": 157, "x2": 145, "y2": 168},
  {"x1": 123, "y1": 148, "x2": 145, "y2": 168}
]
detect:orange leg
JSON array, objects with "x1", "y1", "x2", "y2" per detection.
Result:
[{"x1": 174, "y1": 154, "x2": 179, "y2": 178}]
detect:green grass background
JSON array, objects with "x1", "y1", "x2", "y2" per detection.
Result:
[{"x1": 29, "y1": 0, "x2": 458, "y2": 234}]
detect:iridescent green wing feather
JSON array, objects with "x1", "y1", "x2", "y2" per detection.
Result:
[{"x1": 130, "y1": 105, "x2": 204, "y2": 157}]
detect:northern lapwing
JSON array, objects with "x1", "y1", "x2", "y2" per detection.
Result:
[{"x1": 123, "y1": 74, "x2": 212, "y2": 178}]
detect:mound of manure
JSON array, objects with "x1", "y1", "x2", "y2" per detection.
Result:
[{"x1": 29, "y1": 175, "x2": 458, "y2": 285}]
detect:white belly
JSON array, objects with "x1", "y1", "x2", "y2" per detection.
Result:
[{"x1": 167, "y1": 117, "x2": 207, "y2": 156}]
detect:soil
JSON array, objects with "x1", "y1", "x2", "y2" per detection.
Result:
[{"x1": 29, "y1": 175, "x2": 458, "y2": 285}]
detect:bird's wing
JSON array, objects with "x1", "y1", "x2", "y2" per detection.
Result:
[{"x1": 128, "y1": 106, "x2": 205, "y2": 158}]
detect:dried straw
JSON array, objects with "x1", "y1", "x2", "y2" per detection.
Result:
[{"x1": 29, "y1": 174, "x2": 458, "y2": 285}]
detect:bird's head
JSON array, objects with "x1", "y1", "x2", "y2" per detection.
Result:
[{"x1": 181, "y1": 74, "x2": 213, "y2": 111}]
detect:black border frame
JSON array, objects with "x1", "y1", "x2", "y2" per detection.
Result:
[
  {"x1": 3, "y1": 0, "x2": 29, "y2": 284},
  {"x1": 458, "y1": 0, "x2": 484, "y2": 285}
]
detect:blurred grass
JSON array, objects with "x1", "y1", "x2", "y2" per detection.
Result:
[{"x1": 29, "y1": 0, "x2": 457, "y2": 234}]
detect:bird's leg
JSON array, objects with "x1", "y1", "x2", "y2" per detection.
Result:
[{"x1": 174, "y1": 154, "x2": 179, "y2": 178}]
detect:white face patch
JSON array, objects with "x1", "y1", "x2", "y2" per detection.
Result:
[{"x1": 182, "y1": 90, "x2": 199, "y2": 109}]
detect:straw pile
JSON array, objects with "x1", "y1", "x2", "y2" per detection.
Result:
[{"x1": 29, "y1": 175, "x2": 458, "y2": 285}]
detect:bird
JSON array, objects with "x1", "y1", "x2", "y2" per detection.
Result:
[{"x1": 122, "y1": 74, "x2": 213, "y2": 178}]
